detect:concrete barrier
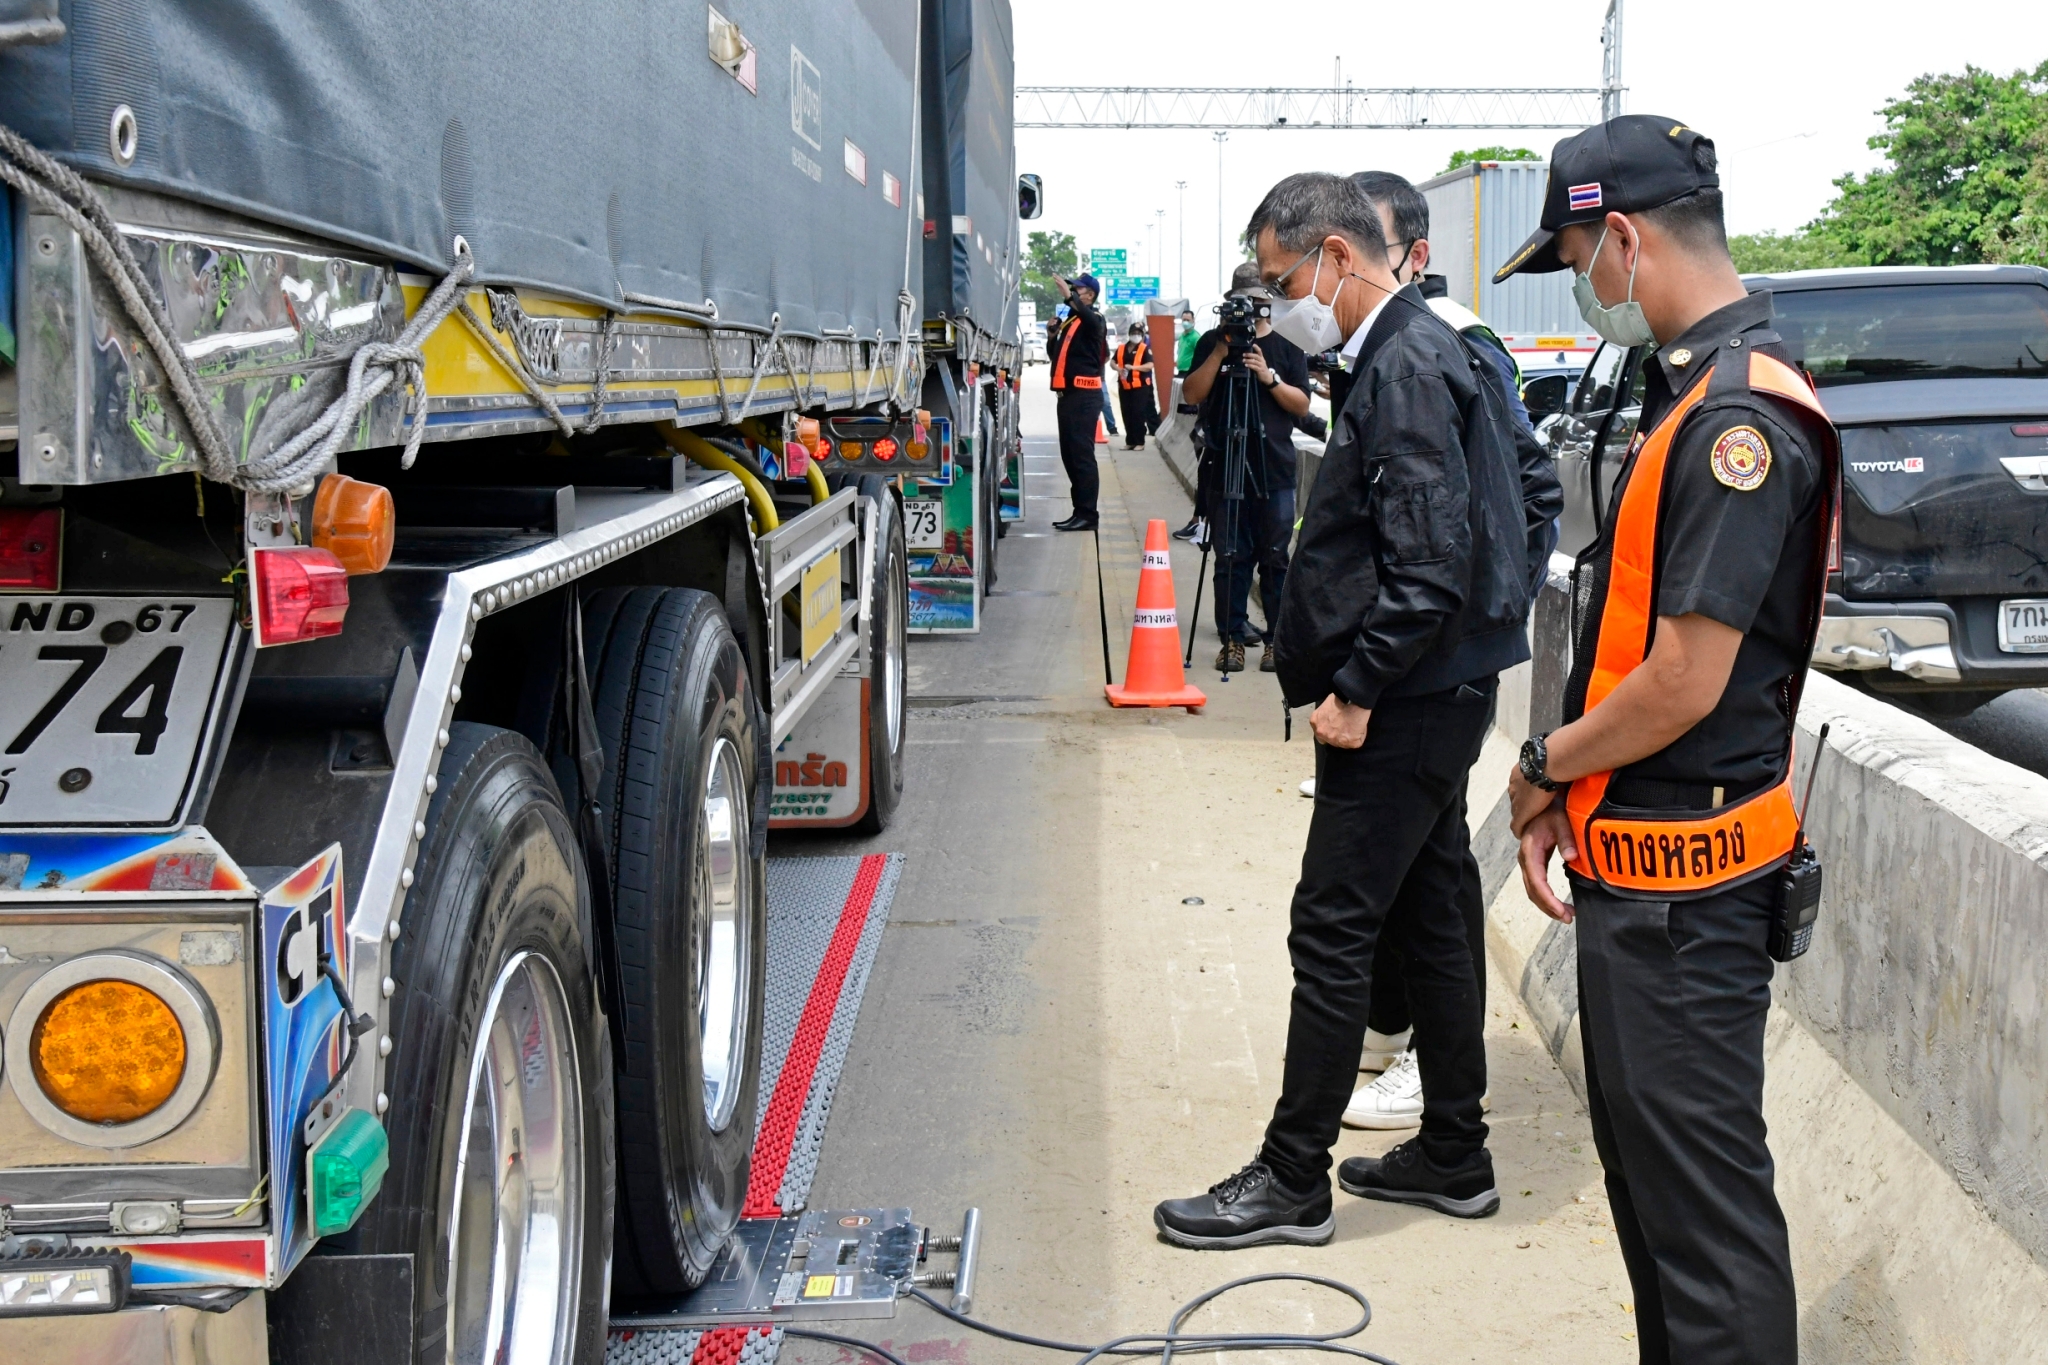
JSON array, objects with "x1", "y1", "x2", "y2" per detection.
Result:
[{"x1": 1474, "y1": 561, "x2": 2048, "y2": 1361}]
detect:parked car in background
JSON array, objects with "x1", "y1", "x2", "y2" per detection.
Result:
[{"x1": 1548, "y1": 264, "x2": 2048, "y2": 715}]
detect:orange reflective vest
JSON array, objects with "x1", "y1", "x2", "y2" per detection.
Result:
[
  {"x1": 1564, "y1": 350, "x2": 1838, "y2": 898},
  {"x1": 1051, "y1": 315, "x2": 1102, "y2": 391},
  {"x1": 1115, "y1": 340, "x2": 1152, "y2": 390}
]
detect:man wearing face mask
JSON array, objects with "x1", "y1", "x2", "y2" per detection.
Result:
[
  {"x1": 1500, "y1": 117, "x2": 1836, "y2": 1365},
  {"x1": 1153, "y1": 173, "x2": 1558, "y2": 1250},
  {"x1": 1181, "y1": 263, "x2": 1313, "y2": 671},
  {"x1": 1048, "y1": 272, "x2": 1109, "y2": 531}
]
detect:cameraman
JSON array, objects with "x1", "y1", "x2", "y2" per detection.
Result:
[{"x1": 1182, "y1": 262, "x2": 1312, "y2": 672}]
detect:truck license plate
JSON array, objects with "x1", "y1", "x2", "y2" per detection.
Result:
[
  {"x1": 904, "y1": 499, "x2": 943, "y2": 551},
  {"x1": 0, "y1": 597, "x2": 238, "y2": 827},
  {"x1": 1997, "y1": 598, "x2": 2048, "y2": 654}
]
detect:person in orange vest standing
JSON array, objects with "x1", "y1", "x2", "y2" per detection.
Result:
[
  {"x1": 1112, "y1": 322, "x2": 1158, "y2": 450},
  {"x1": 1501, "y1": 117, "x2": 1839, "y2": 1365},
  {"x1": 1048, "y1": 272, "x2": 1108, "y2": 531}
]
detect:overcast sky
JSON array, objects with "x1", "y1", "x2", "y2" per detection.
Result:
[{"x1": 1014, "y1": 0, "x2": 2048, "y2": 308}]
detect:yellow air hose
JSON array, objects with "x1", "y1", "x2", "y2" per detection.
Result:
[{"x1": 663, "y1": 427, "x2": 780, "y2": 532}]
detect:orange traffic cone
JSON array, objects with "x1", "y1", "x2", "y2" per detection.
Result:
[
  {"x1": 1095, "y1": 414, "x2": 1110, "y2": 444},
  {"x1": 1106, "y1": 519, "x2": 1207, "y2": 711}
]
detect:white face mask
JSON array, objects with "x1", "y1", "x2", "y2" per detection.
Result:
[
  {"x1": 1572, "y1": 226, "x2": 1658, "y2": 348},
  {"x1": 1266, "y1": 248, "x2": 1348, "y2": 353}
]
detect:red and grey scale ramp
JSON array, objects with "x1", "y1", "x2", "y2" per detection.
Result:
[{"x1": 608, "y1": 853, "x2": 901, "y2": 1364}]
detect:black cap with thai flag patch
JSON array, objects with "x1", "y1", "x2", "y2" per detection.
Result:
[{"x1": 1493, "y1": 115, "x2": 1720, "y2": 282}]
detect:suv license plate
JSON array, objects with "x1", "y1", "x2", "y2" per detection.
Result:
[
  {"x1": 1998, "y1": 598, "x2": 2048, "y2": 654},
  {"x1": 0, "y1": 597, "x2": 238, "y2": 827}
]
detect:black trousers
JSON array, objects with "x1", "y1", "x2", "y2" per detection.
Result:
[
  {"x1": 1368, "y1": 810, "x2": 1486, "y2": 1035},
  {"x1": 1055, "y1": 387, "x2": 1101, "y2": 519},
  {"x1": 1260, "y1": 680, "x2": 1495, "y2": 1189},
  {"x1": 1210, "y1": 488, "x2": 1292, "y2": 645},
  {"x1": 1117, "y1": 387, "x2": 1158, "y2": 442},
  {"x1": 1572, "y1": 877, "x2": 1796, "y2": 1365}
]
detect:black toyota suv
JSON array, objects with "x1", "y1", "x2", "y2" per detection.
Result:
[{"x1": 1548, "y1": 264, "x2": 2048, "y2": 714}]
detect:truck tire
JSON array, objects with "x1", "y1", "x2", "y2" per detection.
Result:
[
  {"x1": 852, "y1": 478, "x2": 908, "y2": 834},
  {"x1": 582, "y1": 586, "x2": 767, "y2": 1296},
  {"x1": 352, "y1": 723, "x2": 614, "y2": 1365}
]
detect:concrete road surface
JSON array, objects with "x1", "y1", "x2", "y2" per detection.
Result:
[{"x1": 776, "y1": 370, "x2": 1636, "y2": 1365}]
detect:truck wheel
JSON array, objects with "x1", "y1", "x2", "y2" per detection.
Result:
[
  {"x1": 853, "y1": 478, "x2": 908, "y2": 834},
  {"x1": 354, "y1": 723, "x2": 613, "y2": 1365},
  {"x1": 582, "y1": 587, "x2": 766, "y2": 1296}
]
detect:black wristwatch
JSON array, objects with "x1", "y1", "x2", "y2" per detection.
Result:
[{"x1": 1518, "y1": 733, "x2": 1559, "y2": 792}]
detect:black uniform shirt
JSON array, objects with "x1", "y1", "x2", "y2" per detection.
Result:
[
  {"x1": 1188, "y1": 327, "x2": 1311, "y2": 491},
  {"x1": 1050, "y1": 302, "x2": 1107, "y2": 385},
  {"x1": 1602, "y1": 290, "x2": 1830, "y2": 802}
]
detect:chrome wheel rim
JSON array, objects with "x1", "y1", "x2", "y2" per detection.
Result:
[
  {"x1": 697, "y1": 736, "x2": 750, "y2": 1131},
  {"x1": 881, "y1": 543, "x2": 906, "y2": 757},
  {"x1": 446, "y1": 951, "x2": 582, "y2": 1365}
]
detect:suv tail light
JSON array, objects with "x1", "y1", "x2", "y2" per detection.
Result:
[
  {"x1": 0, "y1": 507, "x2": 63, "y2": 592},
  {"x1": 252, "y1": 547, "x2": 349, "y2": 646}
]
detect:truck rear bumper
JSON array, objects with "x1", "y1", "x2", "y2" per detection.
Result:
[{"x1": 4, "y1": 1290, "x2": 265, "y2": 1365}]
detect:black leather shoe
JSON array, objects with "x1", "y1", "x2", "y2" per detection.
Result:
[
  {"x1": 1052, "y1": 514, "x2": 1098, "y2": 532},
  {"x1": 1338, "y1": 1139, "x2": 1500, "y2": 1218},
  {"x1": 1154, "y1": 1161, "x2": 1334, "y2": 1249}
]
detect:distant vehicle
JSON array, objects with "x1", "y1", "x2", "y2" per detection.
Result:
[
  {"x1": 1550, "y1": 264, "x2": 2048, "y2": 714},
  {"x1": 1025, "y1": 323, "x2": 1049, "y2": 364}
]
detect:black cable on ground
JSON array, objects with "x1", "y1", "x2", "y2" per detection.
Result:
[
  {"x1": 784, "y1": 1327, "x2": 913, "y2": 1365},
  {"x1": 906, "y1": 1272, "x2": 1404, "y2": 1365}
]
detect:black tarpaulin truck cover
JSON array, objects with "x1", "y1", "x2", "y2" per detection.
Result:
[
  {"x1": 920, "y1": 0, "x2": 1017, "y2": 348},
  {"x1": 0, "y1": 0, "x2": 924, "y2": 339}
]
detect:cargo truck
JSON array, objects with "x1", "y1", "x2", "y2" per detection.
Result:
[
  {"x1": 1417, "y1": 160, "x2": 1598, "y2": 415},
  {"x1": 0, "y1": 1, "x2": 1021, "y2": 1359}
]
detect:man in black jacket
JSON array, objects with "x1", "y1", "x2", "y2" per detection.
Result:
[{"x1": 1154, "y1": 171, "x2": 1561, "y2": 1249}]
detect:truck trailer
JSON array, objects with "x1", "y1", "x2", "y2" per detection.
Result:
[{"x1": 0, "y1": 0, "x2": 1021, "y2": 1359}]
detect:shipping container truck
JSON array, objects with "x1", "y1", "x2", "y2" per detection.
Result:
[
  {"x1": 0, "y1": 0, "x2": 1020, "y2": 1359},
  {"x1": 1418, "y1": 160, "x2": 1598, "y2": 406}
]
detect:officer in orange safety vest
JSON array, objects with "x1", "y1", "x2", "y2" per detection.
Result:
[
  {"x1": 1111, "y1": 323, "x2": 1158, "y2": 450},
  {"x1": 1496, "y1": 116, "x2": 1838, "y2": 1365},
  {"x1": 1047, "y1": 272, "x2": 1108, "y2": 531}
]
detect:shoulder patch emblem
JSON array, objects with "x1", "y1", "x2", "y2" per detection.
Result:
[{"x1": 1710, "y1": 425, "x2": 1772, "y2": 491}]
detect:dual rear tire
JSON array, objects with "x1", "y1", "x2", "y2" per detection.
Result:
[{"x1": 357, "y1": 587, "x2": 769, "y2": 1363}]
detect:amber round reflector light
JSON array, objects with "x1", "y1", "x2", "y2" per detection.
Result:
[
  {"x1": 31, "y1": 979, "x2": 187, "y2": 1124},
  {"x1": 312, "y1": 473, "x2": 395, "y2": 576}
]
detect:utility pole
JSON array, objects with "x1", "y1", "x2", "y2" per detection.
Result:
[
  {"x1": 1155, "y1": 208, "x2": 1165, "y2": 279},
  {"x1": 1601, "y1": 0, "x2": 1625, "y2": 121},
  {"x1": 1213, "y1": 131, "x2": 1228, "y2": 296},
  {"x1": 1175, "y1": 180, "x2": 1186, "y2": 299}
]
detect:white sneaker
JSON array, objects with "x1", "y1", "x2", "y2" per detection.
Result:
[
  {"x1": 1299, "y1": 778, "x2": 1316, "y2": 798},
  {"x1": 1342, "y1": 1049, "x2": 1424, "y2": 1130},
  {"x1": 1359, "y1": 1027, "x2": 1411, "y2": 1073}
]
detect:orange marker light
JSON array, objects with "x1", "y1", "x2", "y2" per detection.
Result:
[
  {"x1": 31, "y1": 979, "x2": 188, "y2": 1124},
  {"x1": 311, "y1": 474, "x2": 394, "y2": 576},
  {"x1": 840, "y1": 441, "x2": 865, "y2": 461}
]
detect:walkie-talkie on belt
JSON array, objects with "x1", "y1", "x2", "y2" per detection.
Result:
[{"x1": 1767, "y1": 723, "x2": 1830, "y2": 963}]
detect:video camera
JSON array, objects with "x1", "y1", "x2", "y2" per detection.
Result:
[{"x1": 1215, "y1": 292, "x2": 1270, "y2": 352}]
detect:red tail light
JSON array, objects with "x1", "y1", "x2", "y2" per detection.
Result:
[
  {"x1": 0, "y1": 508, "x2": 62, "y2": 592},
  {"x1": 872, "y1": 437, "x2": 899, "y2": 461},
  {"x1": 252, "y1": 546, "x2": 349, "y2": 646}
]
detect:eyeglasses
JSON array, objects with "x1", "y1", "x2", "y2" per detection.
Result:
[{"x1": 1261, "y1": 238, "x2": 1409, "y2": 298}]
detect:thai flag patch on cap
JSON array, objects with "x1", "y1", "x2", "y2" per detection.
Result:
[{"x1": 1568, "y1": 182, "x2": 1603, "y2": 211}]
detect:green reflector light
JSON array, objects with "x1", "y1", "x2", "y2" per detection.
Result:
[{"x1": 306, "y1": 1107, "x2": 391, "y2": 1237}]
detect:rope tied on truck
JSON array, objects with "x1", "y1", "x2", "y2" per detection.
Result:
[{"x1": 0, "y1": 118, "x2": 492, "y2": 489}]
